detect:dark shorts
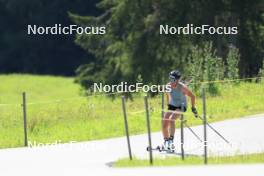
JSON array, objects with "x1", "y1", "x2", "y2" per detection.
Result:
[{"x1": 168, "y1": 104, "x2": 187, "y2": 112}]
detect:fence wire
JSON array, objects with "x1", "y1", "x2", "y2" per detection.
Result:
[{"x1": 0, "y1": 77, "x2": 263, "y2": 150}]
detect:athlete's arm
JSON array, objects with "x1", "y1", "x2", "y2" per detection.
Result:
[
  {"x1": 166, "y1": 92, "x2": 170, "y2": 105},
  {"x1": 166, "y1": 83, "x2": 171, "y2": 105},
  {"x1": 181, "y1": 84, "x2": 195, "y2": 108}
]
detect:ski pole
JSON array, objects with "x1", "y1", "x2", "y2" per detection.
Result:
[
  {"x1": 182, "y1": 120, "x2": 203, "y2": 142},
  {"x1": 197, "y1": 115, "x2": 230, "y2": 144}
]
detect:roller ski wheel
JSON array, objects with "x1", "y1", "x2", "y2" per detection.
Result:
[
  {"x1": 147, "y1": 146, "x2": 161, "y2": 152},
  {"x1": 146, "y1": 146, "x2": 150, "y2": 151}
]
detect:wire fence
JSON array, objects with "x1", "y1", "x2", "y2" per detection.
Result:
[{"x1": 0, "y1": 77, "x2": 263, "y2": 153}]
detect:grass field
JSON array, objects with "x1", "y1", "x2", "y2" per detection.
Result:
[
  {"x1": 114, "y1": 153, "x2": 264, "y2": 167},
  {"x1": 0, "y1": 74, "x2": 264, "y2": 148}
]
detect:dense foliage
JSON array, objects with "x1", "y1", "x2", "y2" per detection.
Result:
[
  {"x1": 72, "y1": 0, "x2": 264, "y2": 90},
  {"x1": 0, "y1": 0, "x2": 99, "y2": 75}
]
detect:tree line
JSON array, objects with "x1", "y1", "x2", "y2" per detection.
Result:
[
  {"x1": 1, "y1": 0, "x2": 263, "y2": 89},
  {"x1": 72, "y1": 0, "x2": 264, "y2": 92},
  {"x1": 0, "y1": 0, "x2": 99, "y2": 76}
]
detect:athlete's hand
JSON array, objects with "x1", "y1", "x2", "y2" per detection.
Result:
[{"x1": 191, "y1": 107, "x2": 198, "y2": 118}]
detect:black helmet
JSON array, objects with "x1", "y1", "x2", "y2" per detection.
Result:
[{"x1": 169, "y1": 70, "x2": 181, "y2": 82}]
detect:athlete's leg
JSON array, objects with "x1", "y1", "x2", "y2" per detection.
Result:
[
  {"x1": 162, "y1": 112, "x2": 173, "y2": 149},
  {"x1": 169, "y1": 113, "x2": 180, "y2": 137},
  {"x1": 162, "y1": 112, "x2": 171, "y2": 139}
]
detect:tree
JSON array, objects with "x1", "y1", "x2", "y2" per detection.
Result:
[
  {"x1": 73, "y1": 0, "x2": 264, "y2": 90},
  {"x1": 0, "y1": 0, "x2": 100, "y2": 75}
]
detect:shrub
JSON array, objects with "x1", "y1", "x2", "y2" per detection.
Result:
[
  {"x1": 186, "y1": 42, "x2": 225, "y2": 95},
  {"x1": 226, "y1": 45, "x2": 240, "y2": 81}
]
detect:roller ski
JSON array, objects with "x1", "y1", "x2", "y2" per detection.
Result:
[{"x1": 146, "y1": 140, "x2": 175, "y2": 153}]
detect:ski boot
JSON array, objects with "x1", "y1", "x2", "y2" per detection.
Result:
[
  {"x1": 167, "y1": 138, "x2": 175, "y2": 153},
  {"x1": 162, "y1": 139, "x2": 169, "y2": 151}
]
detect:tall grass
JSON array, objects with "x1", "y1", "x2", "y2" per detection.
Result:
[{"x1": 0, "y1": 74, "x2": 263, "y2": 148}]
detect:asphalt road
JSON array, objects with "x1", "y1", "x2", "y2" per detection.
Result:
[{"x1": 1, "y1": 114, "x2": 264, "y2": 176}]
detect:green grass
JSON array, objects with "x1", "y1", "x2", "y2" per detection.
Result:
[
  {"x1": 0, "y1": 74, "x2": 264, "y2": 148},
  {"x1": 115, "y1": 153, "x2": 264, "y2": 167},
  {"x1": 0, "y1": 74, "x2": 81, "y2": 103}
]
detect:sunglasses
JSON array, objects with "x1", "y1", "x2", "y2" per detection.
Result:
[{"x1": 169, "y1": 77, "x2": 179, "y2": 83}]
